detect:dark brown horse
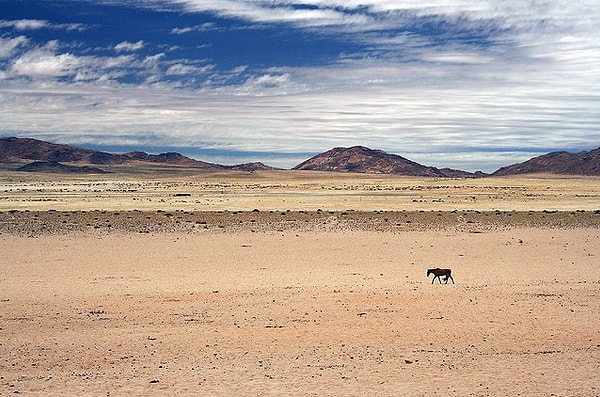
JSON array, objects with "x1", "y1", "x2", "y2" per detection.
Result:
[{"x1": 427, "y1": 268, "x2": 455, "y2": 284}]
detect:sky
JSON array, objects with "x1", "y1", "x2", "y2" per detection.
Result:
[{"x1": 1, "y1": 0, "x2": 599, "y2": 172}]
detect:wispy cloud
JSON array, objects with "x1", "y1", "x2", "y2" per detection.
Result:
[
  {"x1": 0, "y1": 35, "x2": 29, "y2": 59},
  {"x1": 0, "y1": 19, "x2": 50, "y2": 30},
  {"x1": 166, "y1": 63, "x2": 213, "y2": 76},
  {"x1": 0, "y1": 18, "x2": 86, "y2": 31},
  {"x1": 114, "y1": 40, "x2": 144, "y2": 52},
  {"x1": 1, "y1": 0, "x2": 599, "y2": 171},
  {"x1": 171, "y1": 23, "x2": 215, "y2": 34},
  {"x1": 4, "y1": 39, "x2": 139, "y2": 81}
]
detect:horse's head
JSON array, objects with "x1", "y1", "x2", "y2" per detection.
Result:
[{"x1": 427, "y1": 268, "x2": 441, "y2": 276}]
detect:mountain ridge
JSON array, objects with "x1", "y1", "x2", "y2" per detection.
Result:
[
  {"x1": 17, "y1": 161, "x2": 111, "y2": 174},
  {"x1": 492, "y1": 147, "x2": 600, "y2": 176},
  {"x1": 293, "y1": 146, "x2": 482, "y2": 177},
  {"x1": 0, "y1": 137, "x2": 274, "y2": 172},
  {"x1": 1, "y1": 137, "x2": 599, "y2": 176}
]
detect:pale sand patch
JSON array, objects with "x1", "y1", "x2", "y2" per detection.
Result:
[
  {"x1": 2, "y1": 170, "x2": 600, "y2": 212},
  {"x1": 1, "y1": 228, "x2": 599, "y2": 395}
]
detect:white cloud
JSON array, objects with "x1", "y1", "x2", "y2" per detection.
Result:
[
  {"x1": 0, "y1": 19, "x2": 86, "y2": 31},
  {"x1": 174, "y1": 63, "x2": 215, "y2": 75},
  {"x1": 229, "y1": 65, "x2": 247, "y2": 74},
  {"x1": 100, "y1": 54, "x2": 136, "y2": 69},
  {"x1": 114, "y1": 40, "x2": 145, "y2": 52},
  {"x1": 10, "y1": 48, "x2": 80, "y2": 78},
  {"x1": 238, "y1": 73, "x2": 298, "y2": 94},
  {"x1": 0, "y1": 19, "x2": 50, "y2": 30},
  {"x1": 0, "y1": 36, "x2": 29, "y2": 59},
  {"x1": 171, "y1": 0, "x2": 372, "y2": 28},
  {"x1": 423, "y1": 51, "x2": 494, "y2": 65},
  {"x1": 171, "y1": 23, "x2": 215, "y2": 34},
  {"x1": 2, "y1": 68, "x2": 597, "y2": 171},
  {"x1": 4, "y1": 40, "x2": 143, "y2": 82},
  {"x1": 1, "y1": 0, "x2": 599, "y2": 172}
]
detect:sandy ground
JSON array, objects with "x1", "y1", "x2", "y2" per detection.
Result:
[
  {"x1": 1, "y1": 170, "x2": 600, "y2": 212},
  {"x1": 1, "y1": 171, "x2": 599, "y2": 395},
  {"x1": 1, "y1": 227, "x2": 599, "y2": 396}
]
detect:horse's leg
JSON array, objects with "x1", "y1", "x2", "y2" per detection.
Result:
[
  {"x1": 449, "y1": 275, "x2": 455, "y2": 284},
  {"x1": 431, "y1": 276, "x2": 435, "y2": 284}
]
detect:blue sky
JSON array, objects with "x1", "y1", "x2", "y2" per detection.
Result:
[{"x1": 1, "y1": 0, "x2": 599, "y2": 172}]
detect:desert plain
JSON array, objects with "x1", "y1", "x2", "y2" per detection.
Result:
[{"x1": 1, "y1": 169, "x2": 599, "y2": 396}]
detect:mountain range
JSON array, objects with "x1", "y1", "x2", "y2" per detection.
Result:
[
  {"x1": 0, "y1": 137, "x2": 272, "y2": 172},
  {"x1": 1, "y1": 137, "x2": 599, "y2": 176}
]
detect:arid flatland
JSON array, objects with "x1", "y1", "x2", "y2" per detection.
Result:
[
  {"x1": 1, "y1": 169, "x2": 599, "y2": 212},
  {"x1": 1, "y1": 170, "x2": 599, "y2": 396}
]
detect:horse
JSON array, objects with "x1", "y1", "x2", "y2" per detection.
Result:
[{"x1": 427, "y1": 268, "x2": 455, "y2": 284}]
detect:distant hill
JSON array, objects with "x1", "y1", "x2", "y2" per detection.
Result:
[
  {"x1": 17, "y1": 161, "x2": 111, "y2": 174},
  {"x1": 293, "y1": 146, "x2": 483, "y2": 177},
  {"x1": 0, "y1": 137, "x2": 222, "y2": 168},
  {"x1": 229, "y1": 162, "x2": 276, "y2": 172},
  {"x1": 492, "y1": 147, "x2": 600, "y2": 176},
  {"x1": 3, "y1": 137, "x2": 599, "y2": 176},
  {"x1": 0, "y1": 137, "x2": 275, "y2": 171}
]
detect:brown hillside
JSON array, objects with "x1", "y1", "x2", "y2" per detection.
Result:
[
  {"x1": 16, "y1": 161, "x2": 111, "y2": 174},
  {"x1": 0, "y1": 137, "x2": 280, "y2": 171},
  {"x1": 493, "y1": 147, "x2": 600, "y2": 176},
  {"x1": 0, "y1": 137, "x2": 221, "y2": 169},
  {"x1": 0, "y1": 137, "x2": 105, "y2": 163},
  {"x1": 293, "y1": 146, "x2": 479, "y2": 177}
]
